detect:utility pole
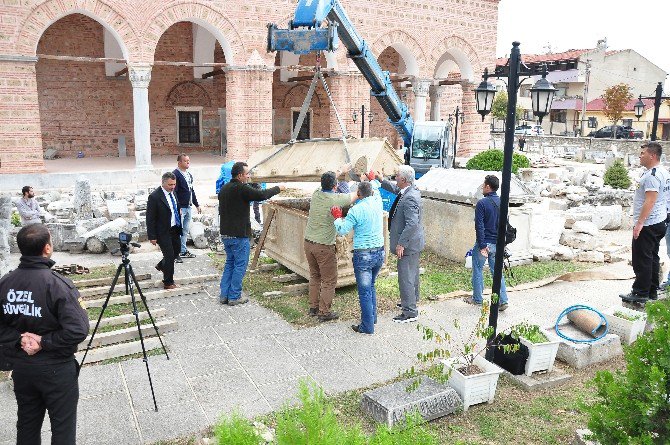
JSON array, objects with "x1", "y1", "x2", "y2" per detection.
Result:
[{"x1": 580, "y1": 59, "x2": 591, "y2": 136}]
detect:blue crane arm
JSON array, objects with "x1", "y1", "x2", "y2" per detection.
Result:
[{"x1": 268, "y1": 0, "x2": 414, "y2": 148}]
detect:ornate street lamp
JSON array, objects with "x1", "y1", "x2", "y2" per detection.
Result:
[
  {"x1": 529, "y1": 67, "x2": 556, "y2": 124},
  {"x1": 638, "y1": 83, "x2": 670, "y2": 140},
  {"x1": 352, "y1": 105, "x2": 374, "y2": 138},
  {"x1": 474, "y1": 68, "x2": 497, "y2": 121},
  {"x1": 634, "y1": 95, "x2": 645, "y2": 121}
]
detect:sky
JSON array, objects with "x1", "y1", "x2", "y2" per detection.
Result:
[{"x1": 496, "y1": 0, "x2": 670, "y2": 92}]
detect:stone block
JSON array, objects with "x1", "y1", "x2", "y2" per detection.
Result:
[
  {"x1": 559, "y1": 230, "x2": 595, "y2": 250},
  {"x1": 360, "y1": 377, "x2": 461, "y2": 427},
  {"x1": 592, "y1": 205, "x2": 622, "y2": 230},
  {"x1": 572, "y1": 220, "x2": 599, "y2": 236},
  {"x1": 573, "y1": 429, "x2": 599, "y2": 445},
  {"x1": 106, "y1": 199, "x2": 129, "y2": 218},
  {"x1": 502, "y1": 366, "x2": 572, "y2": 392},
  {"x1": 545, "y1": 326, "x2": 623, "y2": 369},
  {"x1": 73, "y1": 176, "x2": 93, "y2": 218},
  {"x1": 576, "y1": 250, "x2": 605, "y2": 263},
  {"x1": 45, "y1": 222, "x2": 77, "y2": 251},
  {"x1": 548, "y1": 199, "x2": 567, "y2": 211}
]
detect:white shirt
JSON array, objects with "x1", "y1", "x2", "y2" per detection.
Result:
[
  {"x1": 161, "y1": 187, "x2": 180, "y2": 227},
  {"x1": 178, "y1": 168, "x2": 194, "y2": 206}
]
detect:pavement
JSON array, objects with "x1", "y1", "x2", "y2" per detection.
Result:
[{"x1": 0, "y1": 245, "x2": 642, "y2": 444}]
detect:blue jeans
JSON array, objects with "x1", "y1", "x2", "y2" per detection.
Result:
[
  {"x1": 665, "y1": 222, "x2": 670, "y2": 282},
  {"x1": 220, "y1": 237, "x2": 250, "y2": 301},
  {"x1": 471, "y1": 243, "x2": 508, "y2": 304},
  {"x1": 179, "y1": 206, "x2": 193, "y2": 254},
  {"x1": 353, "y1": 247, "x2": 385, "y2": 334}
]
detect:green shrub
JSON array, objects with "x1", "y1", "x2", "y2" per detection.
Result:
[
  {"x1": 369, "y1": 411, "x2": 438, "y2": 445},
  {"x1": 583, "y1": 300, "x2": 670, "y2": 444},
  {"x1": 214, "y1": 410, "x2": 262, "y2": 445},
  {"x1": 11, "y1": 211, "x2": 21, "y2": 227},
  {"x1": 603, "y1": 160, "x2": 631, "y2": 189},
  {"x1": 465, "y1": 149, "x2": 530, "y2": 174}
]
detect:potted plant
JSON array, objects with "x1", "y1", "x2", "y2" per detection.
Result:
[
  {"x1": 602, "y1": 306, "x2": 647, "y2": 345},
  {"x1": 510, "y1": 322, "x2": 561, "y2": 376},
  {"x1": 406, "y1": 299, "x2": 505, "y2": 411}
]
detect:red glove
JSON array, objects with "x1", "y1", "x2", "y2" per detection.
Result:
[
  {"x1": 366, "y1": 170, "x2": 376, "y2": 181},
  {"x1": 330, "y1": 206, "x2": 343, "y2": 219}
]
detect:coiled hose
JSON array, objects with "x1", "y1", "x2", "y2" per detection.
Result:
[{"x1": 555, "y1": 304, "x2": 609, "y2": 343}]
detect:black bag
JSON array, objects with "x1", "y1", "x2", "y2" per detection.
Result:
[
  {"x1": 489, "y1": 197, "x2": 517, "y2": 245},
  {"x1": 491, "y1": 334, "x2": 528, "y2": 375}
]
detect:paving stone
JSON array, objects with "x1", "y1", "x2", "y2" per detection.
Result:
[
  {"x1": 77, "y1": 392, "x2": 139, "y2": 444},
  {"x1": 224, "y1": 302, "x2": 282, "y2": 322},
  {"x1": 256, "y1": 376, "x2": 311, "y2": 410},
  {"x1": 227, "y1": 337, "x2": 306, "y2": 384},
  {"x1": 273, "y1": 329, "x2": 339, "y2": 357},
  {"x1": 357, "y1": 352, "x2": 416, "y2": 382},
  {"x1": 135, "y1": 399, "x2": 208, "y2": 444},
  {"x1": 171, "y1": 308, "x2": 235, "y2": 331},
  {"x1": 361, "y1": 377, "x2": 461, "y2": 426},
  {"x1": 175, "y1": 344, "x2": 242, "y2": 379},
  {"x1": 121, "y1": 356, "x2": 193, "y2": 412},
  {"x1": 211, "y1": 318, "x2": 293, "y2": 341},
  {"x1": 297, "y1": 350, "x2": 377, "y2": 394},
  {"x1": 501, "y1": 366, "x2": 572, "y2": 392},
  {"x1": 78, "y1": 363, "x2": 125, "y2": 399}
]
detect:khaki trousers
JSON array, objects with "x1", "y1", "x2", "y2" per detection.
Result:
[{"x1": 304, "y1": 240, "x2": 338, "y2": 315}]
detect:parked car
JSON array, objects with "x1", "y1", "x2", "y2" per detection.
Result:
[
  {"x1": 590, "y1": 125, "x2": 644, "y2": 139},
  {"x1": 514, "y1": 124, "x2": 544, "y2": 136}
]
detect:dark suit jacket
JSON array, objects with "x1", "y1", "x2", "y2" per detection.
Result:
[
  {"x1": 146, "y1": 187, "x2": 180, "y2": 241},
  {"x1": 173, "y1": 169, "x2": 199, "y2": 208},
  {"x1": 381, "y1": 180, "x2": 425, "y2": 255}
]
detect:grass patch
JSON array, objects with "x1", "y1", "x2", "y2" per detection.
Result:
[
  {"x1": 87, "y1": 302, "x2": 136, "y2": 320},
  {"x1": 70, "y1": 264, "x2": 117, "y2": 282},
  {"x1": 218, "y1": 248, "x2": 591, "y2": 328},
  {"x1": 97, "y1": 346, "x2": 167, "y2": 366}
]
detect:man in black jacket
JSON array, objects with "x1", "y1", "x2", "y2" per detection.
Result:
[
  {"x1": 173, "y1": 154, "x2": 201, "y2": 259},
  {"x1": 218, "y1": 162, "x2": 284, "y2": 305},
  {"x1": 146, "y1": 172, "x2": 182, "y2": 289},
  {"x1": 0, "y1": 224, "x2": 89, "y2": 445}
]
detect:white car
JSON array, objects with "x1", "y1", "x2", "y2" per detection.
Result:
[{"x1": 514, "y1": 124, "x2": 544, "y2": 136}]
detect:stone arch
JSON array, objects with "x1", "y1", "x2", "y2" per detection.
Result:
[
  {"x1": 430, "y1": 36, "x2": 482, "y2": 82},
  {"x1": 165, "y1": 81, "x2": 212, "y2": 107},
  {"x1": 371, "y1": 30, "x2": 427, "y2": 76},
  {"x1": 143, "y1": 2, "x2": 245, "y2": 65},
  {"x1": 282, "y1": 84, "x2": 324, "y2": 108},
  {"x1": 15, "y1": 0, "x2": 139, "y2": 60}
]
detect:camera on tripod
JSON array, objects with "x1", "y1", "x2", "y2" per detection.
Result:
[{"x1": 118, "y1": 232, "x2": 141, "y2": 255}]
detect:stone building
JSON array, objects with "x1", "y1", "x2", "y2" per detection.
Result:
[{"x1": 0, "y1": 0, "x2": 500, "y2": 174}]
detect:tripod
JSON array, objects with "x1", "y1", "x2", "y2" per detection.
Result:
[{"x1": 81, "y1": 241, "x2": 169, "y2": 411}]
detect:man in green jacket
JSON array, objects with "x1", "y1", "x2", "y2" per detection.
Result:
[{"x1": 218, "y1": 162, "x2": 285, "y2": 305}]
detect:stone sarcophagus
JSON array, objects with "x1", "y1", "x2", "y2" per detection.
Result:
[{"x1": 262, "y1": 198, "x2": 389, "y2": 287}]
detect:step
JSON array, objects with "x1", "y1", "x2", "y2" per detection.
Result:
[
  {"x1": 151, "y1": 273, "x2": 220, "y2": 288},
  {"x1": 271, "y1": 273, "x2": 304, "y2": 283},
  {"x1": 79, "y1": 319, "x2": 178, "y2": 350},
  {"x1": 79, "y1": 279, "x2": 154, "y2": 299},
  {"x1": 74, "y1": 273, "x2": 152, "y2": 289},
  {"x1": 77, "y1": 337, "x2": 163, "y2": 364},
  {"x1": 89, "y1": 308, "x2": 167, "y2": 330},
  {"x1": 84, "y1": 285, "x2": 202, "y2": 308}
]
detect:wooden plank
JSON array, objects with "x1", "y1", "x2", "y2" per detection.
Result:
[
  {"x1": 90, "y1": 308, "x2": 166, "y2": 329},
  {"x1": 271, "y1": 273, "x2": 303, "y2": 283},
  {"x1": 114, "y1": 67, "x2": 128, "y2": 77},
  {"x1": 79, "y1": 319, "x2": 177, "y2": 350},
  {"x1": 202, "y1": 68, "x2": 224, "y2": 79},
  {"x1": 77, "y1": 337, "x2": 162, "y2": 364},
  {"x1": 79, "y1": 278, "x2": 154, "y2": 299},
  {"x1": 85, "y1": 285, "x2": 202, "y2": 308},
  {"x1": 283, "y1": 282, "x2": 309, "y2": 296},
  {"x1": 151, "y1": 273, "x2": 219, "y2": 288},
  {"x1": 250, "y1": 208, "x2": 277, "y2": 270},
  {"x1": 75, "y1": 273, "x2": 151, "y2": 289}
]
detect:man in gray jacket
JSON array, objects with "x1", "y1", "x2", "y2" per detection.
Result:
[{"x1": 378, "y1": 165, "x2": 425, "y2": 323}]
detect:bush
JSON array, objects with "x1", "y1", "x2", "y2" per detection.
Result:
[
  {"x1": 11, "y1": 211, "x2": 21, "y2": 227},
  {"x1": 603, "y1": 160, "x2": 631, "y2": 189},
  {"x1": 583, "y1": 300, "x2": 670, "y2": 444},
  {"x1": 465, "y1": 149, "x2": 530, "y2": 174},
  {"x1": 215, "y1": 410, "x2": 262, "y2": 445}
]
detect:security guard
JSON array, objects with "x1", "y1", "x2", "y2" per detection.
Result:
[{"x1": 0, "y1": 224, "x2": 89, "y2": 444}]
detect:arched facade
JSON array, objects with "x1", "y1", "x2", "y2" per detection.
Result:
[{"x1": 0, "y1": 0, "x2": 499, "y2": 173}]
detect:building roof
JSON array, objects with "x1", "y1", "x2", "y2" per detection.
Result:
[
  {"x1": 551, "y1": 98, "x2": 583, "y2": 110},
  {"x1": 496, "y1": 49, "x2": 589, "y2": 66},
  {"x1": 585, "y1": 97, "x2": 654, "y2": 112}
]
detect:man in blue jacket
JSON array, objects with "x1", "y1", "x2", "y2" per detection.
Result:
[
  {"x1": 466, "y1": 174, "x2": 509, "y2": 311},
  {"x1": 173, "y1": 154, "x2": 201, "y2": 261}
]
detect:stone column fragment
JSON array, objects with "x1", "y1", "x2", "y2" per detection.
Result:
[{"x1": 129, "y1": 65, "x2": 153, "y2": 170}]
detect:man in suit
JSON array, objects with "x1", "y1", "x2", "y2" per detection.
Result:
[
  {"x1": 173, "y1": 153, "x2": 201, "y2": 260},
  {"x1": 146, "y1": 172, "x2": 182, "y2": 290},
  {"x1": 378, "y1": 165, "x2": 425, "y2": 323}
]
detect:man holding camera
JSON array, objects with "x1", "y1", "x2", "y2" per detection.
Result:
[
  {"x1": 0, "y1": 224, "x2": 89, "y2": 444},
  {"x1": 147, "y1": 172, "x2": 182, "y2": 290}
]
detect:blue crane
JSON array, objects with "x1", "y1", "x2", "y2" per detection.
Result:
[{"x1": 267, "y1": 0, "x2": 455, "y2": 175}]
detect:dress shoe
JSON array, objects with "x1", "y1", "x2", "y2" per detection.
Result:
[
  {"x1": 163, "y1": 283, "x2": 177, "y2": 290},
  {"x1": 318, "y1": 312, "x2": 339, "y2": 322},
  {"x1": 174, "y1": 256, "x2": 183, "y2": 264},
  {"x1": 308, "y1": 307, "x2": 318, "y2": 316},
  {"x1": 620, "y1": 292, "x2": 648, "y2": 303}
]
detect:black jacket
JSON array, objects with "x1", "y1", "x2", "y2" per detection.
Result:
[
  {"x1": 173, "y1": 168, "x2": 200, "y2": 208},
  {"x1": 0, "y1": 256, "x2": 89, "y2": 367},
  {"x1": 219, "y1": 179, "x2": 280, "y2": 237},
  {"x1": 146, "y1": 186, "x2": 181, "y2": 241}
]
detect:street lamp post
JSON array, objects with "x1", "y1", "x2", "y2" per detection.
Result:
[
  {"x1": 352, "y1": 105, "x2": 374, "y2": 138},
  {"x1": 474, "y1": 42, "x2": 556, "y2": 359},
  {"x1": 634, "y1": 82, "x2": 670, "y2": 141},
  {"x1": 452, "y1": 106, "x2": 465, "y2": 159}
]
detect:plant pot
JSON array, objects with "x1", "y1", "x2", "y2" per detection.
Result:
[
  {"x1": 519, "y1": 336, "x2": 560, "y2": 376},
  {"x1": 603, "y1": 305, "x2": 647, "y2": 345},
  {"x1": 491, "y1": 333, "x2": 528, "y2": 375},
  {"x1": 443, "y1": 354, "x2": 503, "y2": 411}
]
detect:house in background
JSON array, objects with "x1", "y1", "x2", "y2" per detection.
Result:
[
  {"x1": 496, "y1": 39, "x2": 667, "y2": 136},
  {"x1": 584, "y1": 98, "x2": 670, "y2": 140}
]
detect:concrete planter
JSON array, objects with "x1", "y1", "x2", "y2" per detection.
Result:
[
  {"x1": 603, "y1": 306, "x2": 647, "y2": 345},
  {"x1": 443, "y1": 354, "x2": 503, "y2": 411},
  {"x1": 520, "y1": 337, "x2": 561, "y2": 376}
]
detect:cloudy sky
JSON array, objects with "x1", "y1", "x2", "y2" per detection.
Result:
[{"x1": 496, "y1": 0, "x2": 670, "y2": 91}]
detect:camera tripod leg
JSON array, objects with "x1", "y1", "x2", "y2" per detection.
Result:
[
  {"x1": 127, "y1": 263, "x2": 170, "y2": 360},
  {"x1": 125, "y1": 263, "x2": 160, "y2": 411},
  {"x1": 80, "y1": 262, "x2": 125, "y2": 367}
]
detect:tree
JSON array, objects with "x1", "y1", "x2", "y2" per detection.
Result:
[
  {"x1": 602, "y1": 83, "x2": 633, "y2": 137},
  {"x1": 491, "y1": 91, "x2": 525, "y2": 124}
]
